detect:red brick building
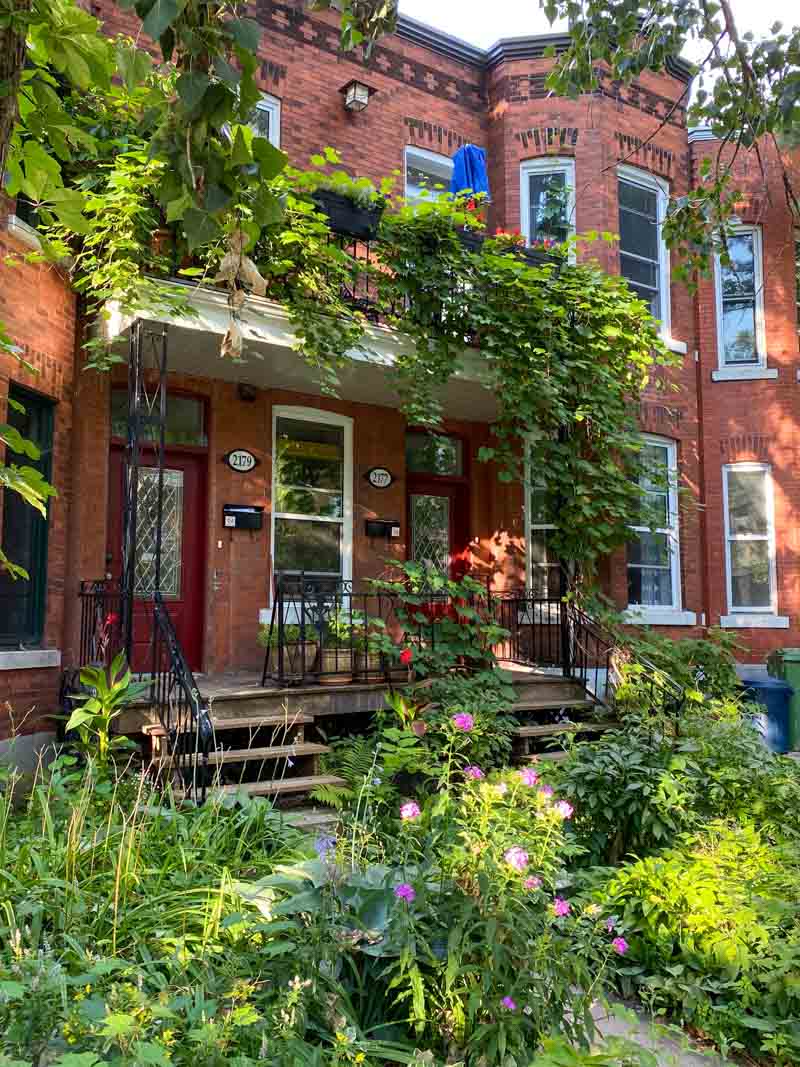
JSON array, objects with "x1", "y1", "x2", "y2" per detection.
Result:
[{"x1": 1, "y1": 3, "x2": 799, "y2": 749}]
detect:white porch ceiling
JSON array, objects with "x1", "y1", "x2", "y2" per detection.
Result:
[{"x1": 103, "y1": 280, "x2": 499, "y2": 423}]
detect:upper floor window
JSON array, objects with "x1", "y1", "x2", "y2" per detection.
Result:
[
  {"x1": 715, "y1": 226, "x2": 766, "y2": 367},
  {"x1": 794, "y1": 229, "x2": 799, "y2": 333},
  {"x1": 404, "y1": 146, "x2": 453, "y2": 204},
  {"x1": 627, "y1": 437, "x2": 681, "y2": 611},
  {"x1": 523, "y1": 443, "x2": 560, "y2": 598},
  {"x1": 723, "y1": 464, "x2": 777, "y2": 614},
  {"x1": 271, "y1": 407, "x2": 353, "y2": 581},
  {"x1": 617, "y1": 165, "x2": 670, "y2": 329},
  {"x1": 520, "y1": 158, "x2": 575, "y2": 247},
  {"x1": 248, "y1": 93, "x2": 281, "y2": 148},
  {"x1": 0, "y1": 385, "x2": 54, "y2": 647}
]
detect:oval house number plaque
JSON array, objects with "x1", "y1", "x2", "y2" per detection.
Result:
[
  {"x1": 225, "y1": 449, "x2": 259, "y2": 473},
  {"x1": 366, "y1": 467, "x2": 393, "y2": 489}
]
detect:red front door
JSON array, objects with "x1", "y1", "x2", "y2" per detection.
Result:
[
  {"x1": 108, "y1": 448, "x2": 207, "y2": 672},
  {"x1": 407, "y1": 477, "x2": 470, "y2": 580}
]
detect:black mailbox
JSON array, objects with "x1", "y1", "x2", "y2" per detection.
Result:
[
  {"x1": 365, "y1": 519, "x2": 401, "y2": 539},
  {"x1": 223, "y1": 505, "x2": 264, "y2": 531}
]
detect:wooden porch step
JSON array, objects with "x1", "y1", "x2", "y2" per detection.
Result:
[
  {"x1": 513, "y1": 698, "x2": 597, "y2": 714},
  {"x1": 143, "y1": 712, "x2": 312, "y2": 736},
  {"x1": 513, "y1": 722, "x2": 616, "y2": 739},
  {"x1": 154, "y1": 742, "x2": 329, "y2": 767},
  {"x1": 193, "y1": 774, "x2": 346, "y2": 800}
]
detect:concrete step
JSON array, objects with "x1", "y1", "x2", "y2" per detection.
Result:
[
  {"x1": 522, "y1": 751, "x2": 569, "y2": 763},
  {"x1": 513, "y1": 722, "x2": 617, "y2": 739},
  {"x1": 191, "y1": 774, "x2": 347, "y2": 800},
  {"x1": 510, "y1": 678, "x2": 588, "y2": 703},
  {"x1": 154, "y1": 742, "x2": 330, "y2": 767}
]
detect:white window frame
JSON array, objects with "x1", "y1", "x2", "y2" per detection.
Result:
[
  {"x1": 721, "y1": 463, "x2": 784, "y2": 626},
  {"x1": 617, "y1": 164, "x2": 672, "y2": 338},
  {"x1": 520, "y1": 157, "x2": 576, "y2": 252},
  {"x1": 624, "y1": 436, "x2": 697, "y2": 626},
  {"x1": 523, "y1": 443, "x2": 560, "y2": 602},
  {"x1": 270, "y1": 406, "x2": 353, "y2": 593},
  {"x1": 404, "y1": 145, "x2": 453, "y2": 203},
  {"x1": 251, "y1": 93, "x2": 281, "y2": 148},
  {"x1": 712, "y1": 225, "x2": 775, "y2": 381}
]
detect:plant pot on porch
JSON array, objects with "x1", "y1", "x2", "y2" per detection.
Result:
[
  {"x1": 355, "y1": 650, "x2": 385, "y2": 682},
  {"x1": 281, "y1": 641, "x2": 319, "y2": 678},
  {"x1": 312, "y1": 189, "x2": 386, "y2": 241},
  {"x1": 318, "y1": 647, "x2": 354, "y2": 686},
  {"x1": 515, "y1": 246, "x2": 562, "y2": 272}
]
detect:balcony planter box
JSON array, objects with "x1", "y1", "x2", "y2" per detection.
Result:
[
  {"x1": 516, "y1": 247, "x2": 562, "y2": 272},
  {"x1": 312, "y1": 189, "x2": 386, "y2": 241},
  {"x1": 457, "y1": 229, "x2": 485, "y2": 254}
]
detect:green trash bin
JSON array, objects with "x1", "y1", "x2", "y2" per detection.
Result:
[{"x1": 767, "y1": 649, "x2": 800, "y2": 750}]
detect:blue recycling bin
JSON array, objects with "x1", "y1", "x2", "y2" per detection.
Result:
[{"x1": 740, "y1": 674, "x2": 794, "y2": 753}]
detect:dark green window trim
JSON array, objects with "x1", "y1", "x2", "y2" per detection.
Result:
[{"x1": 0, "y1": 384, "x2": 54, "y2": 648}]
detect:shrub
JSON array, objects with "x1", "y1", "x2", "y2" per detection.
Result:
[{"x1": 617, "y1": 627, "x2": 742, "y2": 702}]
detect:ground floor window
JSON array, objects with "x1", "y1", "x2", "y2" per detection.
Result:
[
  {"x1": 524, "y1": 447, "x2": 560, "y2": 598},
  {"x1": 723, "y1": 463, "x2": 777, "y2": 613},
  {"x1": 271, "y1": 407, "x2": 353, "y2": 581},
  {"x1": 0, "y1": 384, "x2": 54, "y2": 646},
  {"x1": 627, "y1": 437, "x2": 681, "y2": 610}
]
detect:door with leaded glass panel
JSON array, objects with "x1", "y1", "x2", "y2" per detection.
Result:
[
  {"x1": 108, "y1": 449, "x2": 207, "y2": 671},
  {"x1": 405, "y1": 430, "x2": 470, "y2": 580}
]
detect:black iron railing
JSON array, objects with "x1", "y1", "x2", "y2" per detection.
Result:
[
  {"x1": 490, "y1": 593, "x2": 565, "y2": 669},
  {"x1": 77, "y1": 579, "x2": 126, "y2": 668},
  {"x1": 565, "y1": 605, "x2": 617, "y2": 707},
  {"x1": 152, "y1": 591, "x2": 213, "y2": 803}
]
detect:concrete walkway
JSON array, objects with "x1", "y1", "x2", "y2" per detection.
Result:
[{"x1": 593, "y1": 1001, "x2": 735, "y2": 1065}]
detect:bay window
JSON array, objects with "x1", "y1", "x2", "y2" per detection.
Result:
[
  {"x1": 520, "y1": 158, "x2": 575, "y2": 248},
  {"x1": 627, "y1": 438, "x2": 681, "y2": 613},
  {"x1": 271, "y1": 408, "x2": 352, "y2": 582},
  {"x1": 617, "y1": 165, "x2": 670, "y2": 329}
]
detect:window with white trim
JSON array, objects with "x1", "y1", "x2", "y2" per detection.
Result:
[
  {"x1": 627, "y1": 438, "x2": 681, "y2": 610},
  {"x1": 520, "y1": 158, "x2": 575, "y2": 248},
  {"x1": 715, "y1": 227, "x2": 766, "y2": 366},
  {"x1": 794, "y1": 229, "x2": 799, "y2": 333},
  {"x1": 248, "y1": 93, "x2": 281, "y2": 148},
  {"x1": 524, "y1": 449, "x2": 560, "y2": 598},
  {"x1": 404, "y1": 146, "x2": 453, "y2": 204},
  {"x1": 617, "y1": 166, "x2": 670, "y2": 329},
  {"x1": 271, "y1": 408, "x2": 352, "y2": 581},
  {"x1": 723, "y1": 464, "x2": 777, "y2": 613}
]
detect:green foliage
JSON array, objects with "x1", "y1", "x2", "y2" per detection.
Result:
[
  {"x1": 599, "y1": 822, "x2": 800, "y2": 1063},
  {"x1": 65, "y1": 651, "x2": 149, "y2": 764},
  {"x1": 617, "y1": 626, "x2": 742, "y2": 702}
]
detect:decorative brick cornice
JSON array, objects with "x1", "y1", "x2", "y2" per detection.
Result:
[
  {"x1": 404, "y1": 118, "x2": 484, "y2": 153},
  {"x1": 259, "y1": 58, "x2": 287, "y2": 86},
  {"x1": 614, "y1": 133, "x2": 674, "y2": 177},
  {"x1": 515, "y1": 126, "x2": 579, "y2": 152},
  {"x1": 720, "y1": 434, "x2": 774, "y2": 460},
  {"x1": 640, "y1": 401, "x2": 683, "y2": 427},
  {"x1": 256, "y1": 0, "x2": 485, "y2": 109}
]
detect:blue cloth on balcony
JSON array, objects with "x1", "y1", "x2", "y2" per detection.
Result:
[{"x1": 450, "y1": 144, "x2": 490, "y2": 199}]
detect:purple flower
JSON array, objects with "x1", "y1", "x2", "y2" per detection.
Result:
[
  {"x1": 612, "y1": 936, "x2": 629, "y2": 956},
  {"x1": 501, "y1": 996, "x2": 517, "y2": 1012},
  {"x1": 606, "y1": 918, "x2": 616, "y2": 933},
  {"x1": 400, "y1": 801, "x2": 421, "y2": 821},
  {"x1": 394, "y1": 883, "x2": 416, "y2": 903},
  {"x1": 452, "y1": 712, "x2": 475, "y2": 732},
  {"x1": 553, "y1": 897, "x2": 571, "y2": 917},
  {"x1": 538, "y1": 785, "x2": 554, "y2": 800},
  {"x1": 314, "y1": 833, "x2": 336, "y2": 860},
  {"x1": 464, "y1": 764, "x2": 484, "y2": 780},
  {"x1": 524, "y1": 876, "x2": 542, "y2": 890},
  {"x1": 554, "y1": 800, "x2": 574, "y2": 820},
  {"x1": 504, "y1": 846, "x2": 529, "y2": 872},
  {"x1": 518, "y1": 768, "x2": 538, "y2": 786}
]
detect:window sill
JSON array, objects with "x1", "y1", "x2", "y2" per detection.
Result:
[
  {"x1": 661, "y1": 335, "x2": 687, "y2": 355},
  {"x1": 624, "y1": 608, "x2": 697, "y2": 627},
  {"x1": 6, "y1": 214, "x2": 42, "y2": 251},
  {"x1": 711, "y1": 365, "x2": 777, "y2": 382},
  {"x1": 0, "y1": 649, "x2": 61, "y2": 671},
  {"x1": 720, "y1": 614, "x2": 789, "y2": 629}
]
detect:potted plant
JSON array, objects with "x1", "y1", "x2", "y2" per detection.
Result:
[
  {"x1": 486, "y1": 229, "x2": 562, "y2": 272},
  {"x1": 352, "y1": 615, "x2": 388, "y2": 682},
  {"x1": 317, "y1": 609, "x2": 355, "y2": 686},
  {"x1": 258, "y1": 622, "x2": 318, "y2": 679}
]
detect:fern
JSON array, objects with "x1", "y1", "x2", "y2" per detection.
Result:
[
  {"x1": 312, "y1": 735, "x2": 379, "y2": 810},
  {"x1": 308, "y1": 783, "x2": 354, "y2": 810}
]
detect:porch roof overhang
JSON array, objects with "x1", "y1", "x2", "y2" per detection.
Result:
[{"x1": 102, "y1": 279, "x2": 499, "y2": 423}]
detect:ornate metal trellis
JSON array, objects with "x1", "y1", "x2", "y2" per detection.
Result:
[{"x1": 121, "y1": 318, "x2": 169, "y2": 670}]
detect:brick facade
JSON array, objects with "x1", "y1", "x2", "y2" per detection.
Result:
[{"x1": 1, "y1": 7, "x2": 799, "y2": 728}]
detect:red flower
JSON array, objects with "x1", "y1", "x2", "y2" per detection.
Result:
[
  {"x1": 105, "y1": 612, "x2": 118, "y2": 627},
  {"x1": 399, "y1": 648, "x2": 413, "y2": 666}
]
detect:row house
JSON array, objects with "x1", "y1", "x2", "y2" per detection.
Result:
[{"x1": 1, "y1": 2, "x2": 799, "y2": 761}]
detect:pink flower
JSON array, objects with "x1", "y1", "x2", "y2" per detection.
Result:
[
  {"x1": 400, "y1": 647, "x2": 413, "y2": 666},
  {"x1": 452, "y1": 712, "x2": 474, "y2": 732},
  {"x1": 554, "y1": 800, "x2": 574, "y2": 820},
  {"x1": 524, "y1": 876, "x2": 542, "y2": 890},
  {"x1": 518, "y1": 768, "x2": 538, "y2": 786},
  {"x1": 538, "y1": 785, "x2": 554, "y2": 800},
  {"x1": 496, "y1": 782, "x2": 508, "y2": 796},
  {"x1": 464, "y1": 765, "x2": 484, "y2": 780},
  {"x1": 612, "y1": 937, "x2": 629, "y2": 956},
  {"x1": 504, "y1": 846, "x2": 529, "y2": 872},
  {"x1": 411, "y1": 720, "x2": 427, "y2": 737},
  {"x1": 400, "y1": 801, "x2": 421, "y2": 821},
  {"x1": 394, "y1": 883, "x2": 416, "y2": 902},
  {"x1": 553, "y1": 897, "x2": 571, "y2": 917},
  {"x1": 501, "y1": 996, "x2": 517, "y2": 1012}
]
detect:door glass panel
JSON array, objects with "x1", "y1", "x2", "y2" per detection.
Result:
[
  {"x1": 410, "y1": 494, "x2": 450, "y2": 575},
  {"x1": 274, "y1": 518, "x2": 342, "y2": 576},
  {"x1": 134, "y1": 468, "x2": 183, "y2": 599}
]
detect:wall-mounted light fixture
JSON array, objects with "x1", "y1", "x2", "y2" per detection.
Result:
[{"x1": 340, "y1": 79, "x2": 376, "y2": 113}]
